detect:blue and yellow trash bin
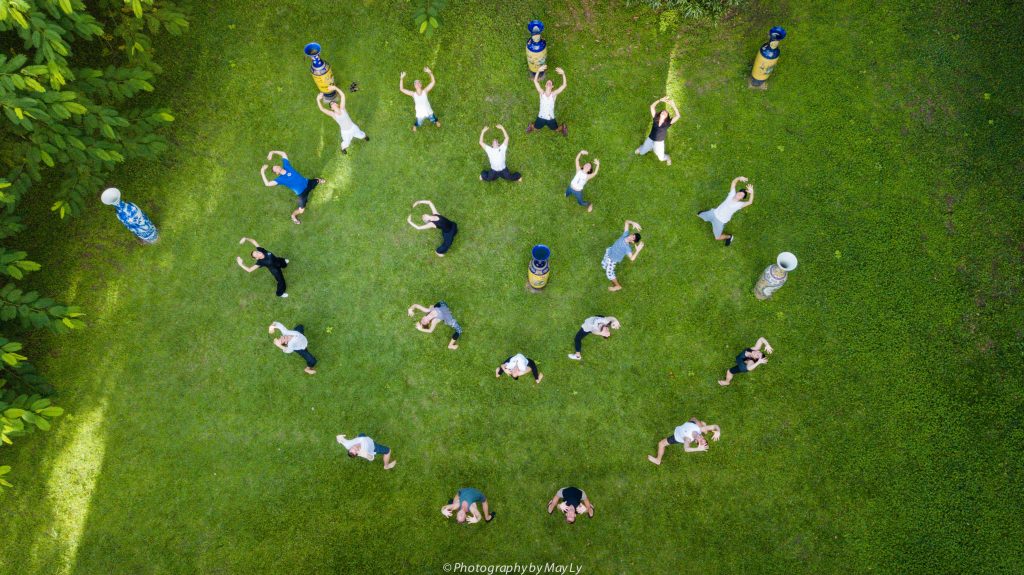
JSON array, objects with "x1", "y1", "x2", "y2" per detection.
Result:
[{"x1": 749, "y1": 27, "x2": 787, "y2": 90}]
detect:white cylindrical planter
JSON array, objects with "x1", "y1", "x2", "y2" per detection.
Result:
[{"x1": 754, "y1": 252, "x2": 797, "y2": 300}]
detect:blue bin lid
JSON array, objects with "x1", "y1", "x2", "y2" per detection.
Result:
[{"x1": 532, "y1": 244, "x2": 551, "y2": 260}]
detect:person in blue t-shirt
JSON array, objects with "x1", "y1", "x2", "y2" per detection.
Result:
[
  {"x1": 601, "y1": 220, "x2": 644, "y2": 292},
  {"x1": 260, "y1": 150, "x2": 325, "y2": 225}
]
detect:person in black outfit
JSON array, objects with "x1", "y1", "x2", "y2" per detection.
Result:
[
  {"x1": 495, "y1": 353, "x2": 543, "y2": 384},
  {"x1": 719, "y1": 337, "x2": 773, "y2": 386},
  {"x1": 236, "y1": 237, "x2": 289, "y2": 297},
  {"x1": 406, "y1": 200, "x2": 458, "y2": 256},
  {"x1": 547, "y1": 486, "x2": 594, "y2": 524},
  {"x1": 634, "y1": 96, "x2": 680, "y2": 165}
]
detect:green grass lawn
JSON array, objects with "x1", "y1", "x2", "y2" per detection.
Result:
[{"x1": 2, "y1": 0, "x2": 1023, "y2": 573}]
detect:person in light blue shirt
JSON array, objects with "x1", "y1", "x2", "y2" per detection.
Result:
[
  {"x1": 601, "y1": 220, "x2": 644, "y2": 291},
  {"x1": 260, "y1": 150, "x2": 325, "y2": 225},
  {"x1": 441, "y1": 487, "x2": 495, "y2": 524}
]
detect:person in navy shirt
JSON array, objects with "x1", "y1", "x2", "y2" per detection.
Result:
[{"x1": 260, "y1": 150, "x2": 325, "y2": 225}]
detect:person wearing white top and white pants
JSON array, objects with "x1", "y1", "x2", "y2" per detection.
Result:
[
  {"x1": 315, "y1": 86, "x2": 368, "y2": 154},
  {"x1": 697, "y1": 176, "x2": 755, "y2": 245},
  {"x1": 527, "y1": 65, "x2": 567, "y2": 135},
  {"x1": 399, "y1": 67, "x2": 441, "y2": 131},
  {"x1": 479, "y1": 125, "x2": 522, "y2": 182},
  {"x1": 565, "y1": 150, "x2": 600, "y2": 212},
  {"x1": 647, "y1": 419, "x2": 721, "y2": 465}
]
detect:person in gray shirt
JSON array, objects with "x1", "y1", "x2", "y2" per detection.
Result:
[
  {"x1": 268, "y1": 321, "x2": 317, "y2": 374},
  {"x1": 601, "y1": 220, "x2": 644, "y2": 292},
  {"x1": 408, "y1": 301, "x2": 462, "y2": 350}
]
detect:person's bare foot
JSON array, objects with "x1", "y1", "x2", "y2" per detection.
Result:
[
  {"x1": 587, "y1": 204, "x2": 594, "y2": 213},
  {"x1": 384, "y1": 461, "x2": 397, "y2": 470},
  {"x1": 291, "y1": 216, "x2": 301, "y2": 225},
  {"x1": 304, "y1": 367, "x2": 316, "y2": 375},
  {"x1": 647, "y1": 455, "x2": 661, "y2": 465},
  {"x1": 435, "y1": 120, "x2": 441, "y2": 128},
  {"x1": 526, "y1": 123, "x2": 535, "y2": 134},
  {"x1": 608, "y1": 285, "x2": 622, "y2": 292},
  {"x1": 665, "y1": 156, "x2": 672, "y2": 166},
  {"x1": 448, "y1": 341, "x2": 459, "y2": 350},
  {"x1": 718, "y1": 380, "x2": 730, "y2": 386},
  {"x1": 517, "y1": 176, "x2": 524, "y2": 182},
  {"x1": 411, "y1": 126, "x2": 417, "y2": 132}
]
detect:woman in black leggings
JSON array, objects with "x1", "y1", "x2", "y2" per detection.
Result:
[
  {"x1": 407, "y1": 199, "x2": 458, "y2": 256},
  {"x1": 568, "y1": 316, "x2": 620, "y2": 361}
]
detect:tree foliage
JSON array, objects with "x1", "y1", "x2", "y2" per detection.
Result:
[
  {"x1": 625, "y1": 0, "x2": 745, "y2": 20},
  {"x1": 0, "y1": 0, "x2": 187, "y2": 493}
]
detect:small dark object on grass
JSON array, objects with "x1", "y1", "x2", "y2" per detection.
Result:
[{"x1": 349, "y1": 82, "x2": 359, "y2": 92}]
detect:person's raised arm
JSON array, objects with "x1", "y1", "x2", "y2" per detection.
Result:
[
  {"x1": 468, "y1": 503, "x2": 482, "y2": 524},
  {"x1": 683, "y1": 440, "x2": 709, "y2": 453},
  {"x1": 575, "y1": 150, "x2": 586, "y2": 172},
  {"x1": 533, "y1": 66, "x2": 545, "y2": 93},
  {"x1": 406, "y1": 215, "x2": 430, "y2": 230},
  {"x1": 239, "y1": 237, "x2": 259, "y2": 248},
  {"x1": 703, "y1": 424, "x2": 722, "y2": 441},
  {"x1": 398, "y1": 72, "x2": 413, "y2": 96},
  {"x1": 583, "y1": 496, "x2": 595, "y2": 517},
  {"x1": 407, "y1": 303, "x2": 430, "y2": 316},
  {"x1": 414, "y1": 199, "x2": 438, "y2": 214},
  {"x1": 649, "y1": 98, "x2": 663, "y2": 117},
  {"x1": 730, "y1": 176, "x2": 748, "y2": 195},
  {"x1": 547, "y1": 494, "x2": 561, "y2": 513},
  {"x1": 497, "y1": 124, "x2": 509, "y2": 146},
  {"x1": 260, "y1": 165, "x2": 276, "y2": 187},
  {"x1": 332, "y1": 86, "x2": 346, "y2": 109},
  {"x1": 315, "y1": 93, "x2": 333, "y2": 116},
  {"x1": 268, "y1": 322, "x2": 285, "y2": 334},
  {"x1": 267, "y1": 150, "x2": 286, "y2": 160},
  {"x1": 628, "y1": 240, "x2": 644, "y2": 261},
  {"x1": 746, "y1": 357, "x2": 767, "y2": 372},
  {"x1": 479, "y1": 126, "x2": 488, "y2": 149},
  {"x1": 554, "y1": 67, "x2": 567, "y2": 95},
  {"x1": 424, "y1": 67, "x2": 435, "y2": 92},
  {"x1": 754, "y1": 337, "x2": 772, "y2": 353},
  {"x1": 590, "y1": 158, "x2": 600, "y2": 178},
  {"x1": 235, "y1": 257, "x2": 257, "y2": 273},
  {"x1": 624, "y1": 220, "x2": 642, "y2": 232},
  {"x1": 668, "y1": 98, "x2": 681, "y2": 124},
  {"x1": 743, "y1": 184, "x2": 755, "y2": 206}
]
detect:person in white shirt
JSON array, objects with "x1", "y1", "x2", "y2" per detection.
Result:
[
  {"x1": 268, "y1": 322, "x2": 317, "y2": 374},
  {"x1": 495, "y1": 353, "x2": 543, "y2": 383},
  {"x1": 697, "y1": 176, "x2": 755, "y2": 245},
  {"x1": 336, "y1": 433, "x2": 396, "y2": 470},
  {"x1": 399, "y1": 67, "x2": 441, "y2": 131},
  {"x1": 568, "y1": 316, "x2": 619, "y2": 360},
  {"x1": 315, "y1": 86, "x2": 368, "y2": 154},
  {"x1": 527, "y1": 65, "x2": 567, "y2": 135},
  {"x1": 647, "y1": 419, "x2": 721, "y2": 465},
  {"x1": 565, "y1": 150, "x2": 600, "y2": 212},
  {"x1": 479, "y1": 125, "x2": 522, "y2": 182}
]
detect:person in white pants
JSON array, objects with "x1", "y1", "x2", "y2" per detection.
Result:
[
  {"x1": 400, "y1": 67, "x2": 441, "y2": 131},
  {"x1": 635, "y1": 96, "x2": 680, "y2": 165},
  {"x1": 315, "y1": 86, "x2": 367, "y2": 154}
]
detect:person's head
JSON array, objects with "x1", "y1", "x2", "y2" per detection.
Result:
[
  {"x1": 627, "y1": 233, "x2": 641, "y2": 244},
  {"x1": 272, "y1": 165, "x2": 285, "y2": 175},
  {"x1": 414, "y1": 79, "x2": 423, "y2": 91},
  {"x1": 347, "y1": 446, "x2": 359, "y2": 458},
  {"x1": 418, "y1": 309, "x2": 437, "y2": 327},
  {"x1": 491, "y1": 139, "x2": 500, "y2": 148},
  {"x1": 456, "y1": 503, "x2": 468, "y2": 523},
  {"x1": 583, "y1": 162, "x2": 593, "y2": 174},
  {"x1": 251, "y1": 250, "x2": 264, "y2": 260},
  {"x1": 607, "y1": 318, "x2": 621, "y2": 330},
  {"x1": 421, "y1": 213, "x2": 434, "y2": 224},
  {"x1": 544, "y1": 79, "x2": 554, "y2": 92},
  {"x1": 564, "y1": 504, "x2": 577, "y2": 524},
  {"x1": 748, "y1": 349, "x2": 763, "y2": 360},
  {"x1": 696, "y1": 434, "x2": 709, "y2": 449},
  {"x1": 657, "y1": 109, "x2": 669, "y2": 124}
]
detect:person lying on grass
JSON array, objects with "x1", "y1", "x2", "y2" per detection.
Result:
[
  {"x1": 406, "y1": 200, "x2": 458, "y2": 257},
  {"x1": 268, "y1": 322, "x2": 317, "y2": 375},
  {"x1": 336, "y1": 433, "x2": 396, "y2": 470},
  {"x1": 635, "y1": 96, "x2": 680, "y2": 165},
  {"x1": 647, "y1": 418, "x2": 721, "y2": 465},
  {"x1": 602, "y1": 220, "x2": 644, "y2": 292},
  {"x1": 479, "y1": 125, "x2": 523, "y2": 182},
  {"x1": 407, "y1": 301, "x2": 461, "y2": 350},
  {"x1": 547, "y1": 486, "x2": 594, "y2": 524},
  {"x1": 315, "y1": 86, "x2": 368, "y2": 154},
  {"x1": 719, "y1": 337, "x2": 773, "y2": 386},
  {"x1": 697, "y1": 176, "x2": 754, "y2": 246},
  {"x1": 236, "y1": 237, "x2": 289, "y2": 298},
  {"x1": 441, "y1": 488, "x2": 494, "y2": 524},
  {"x1": 399, "y1": 67, "x2": 441, "y2": 131},
  {"x1": 567, "y1": 316, "x2": 620, "y2": 361},
  {"x1": 527, "y1": 65, "x2": 568, "y2": 135},
  {"x1": 260, "y1": 151, "x2": 325, "y2": 225},
  {"x1": 495, "y1": 353, "x2": 543, "y2": 383},
  {"x1": 564, "y1": 150, "x2": 599, "y2": 212}
]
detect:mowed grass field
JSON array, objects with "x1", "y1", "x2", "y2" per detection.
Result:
[{"x1": 2, "y1": 1, "x2": 1023, "y2": 573}]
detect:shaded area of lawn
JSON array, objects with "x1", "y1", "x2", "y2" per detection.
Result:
[{"x1": 1, "y1": 1, "x2": 1022, "y2": 573}]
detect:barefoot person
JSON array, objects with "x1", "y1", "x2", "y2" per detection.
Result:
[
  {"x1": 567, "y1": 316, "x2": 619, "y2": 360},
  {"x1": 647, "y1": 419, "x2": 721, "y2": 465},
  {"x1": 719, "y1": 337, "x2": 773, "y2": 386},
  {"x1": 268, "y1": 322, "x2": 317, "y2": 375},
  {"x1": 526, "y1": 65, "x2": 567, "y2": 135},
  {"x1": 602, "y1": 220, "x2": 644, "y2": 292},
  {"x1": 441, "y1": 488, "x2": 495, "y2": 524},
  {"x1": 407, "y1": 301, "x2": 462, "y2": 350},
  {"x1": 260, "y1": 151, "x2": 325, "y2": 225},
  {"x1": 406, "y1": 200, "x2": 458, "y2": 256},
  {"x1": 336, "y1": 433, "x2": 396, "y2": 470},
  {"x1": 547, "y1": 486, "x2": 594, "y2": 524},
  {"x1": 495, "y1": 353, "x2": 543, "y2": 383},
  {"x1": 399, "y1": 67, "x2": 441, "y2": 131},
  {"x1": 565, "y1": 150, "x2": 600, "y2": 212},
  {"x1": 698, "y1": 176, "x2": 755, "y2": 246},
  {"x1": 635, "y1": 96, "x2": 680, "y2": 165},
  {"x1": 479, "y1": 125, "x2": 523, "y2": 182},
  {"x1": 235, "y1": 237, "x2": 289, "y2": 298},
  {"x1": 315, "y1": 86, "x2": 368, "y2": 154}
]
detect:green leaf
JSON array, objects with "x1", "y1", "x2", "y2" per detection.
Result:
[
  {"x1": 430, "y1": 17, "x2": 438, "y2": 28},
  {"x1": 419, "y1": 20, "x2": 428, "y2": 34},
  {"x1": 5, "y1": 266, "x2": 22, "y2": 279},
  {"x1": 24, "y1": 77, "x2": 45, "y2": 92},
  {"x1": 59, "y1": 0, "x2": 73, "y2": 14},
  {"x1": 39, "y1": 406, "x2": 64, "y2": 417},
  {"x1": 34, "y1": 417, "x2": 50, "y2": 431},
  {"x1": 3, "y1": 408, "x2": 25, "y2": 418},
  {"x1": 157, "y1": 112, "x2": 174, "y2": 122},
  {"x1": 0, "y1": 478, "x2": 12, "y2": 488},
  {"x1": 414, "y1": 14, "x2": 427, "y2": 25},
  {"x1": 39, "y1": 150, "x2": 55, "y2": 167},
  {"x1": 31, "y1": 398, "x2": 50, "y2": 411},
  {"x1": 65, "y1": 102, "x2": 87, "y2": 114},
  {"x1": 15, "y1": 260, "x2": 40, "y2": 271},
  {"x1": 0, "y1": 466, "x2": 10, "y2": 475},
  {"x1": 132, "y1": 0, "x2": 144, "y2": 18}
]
